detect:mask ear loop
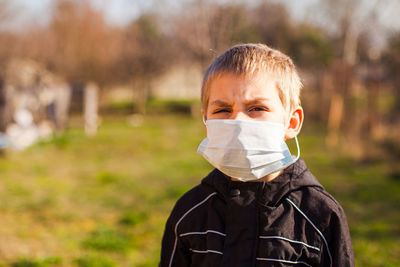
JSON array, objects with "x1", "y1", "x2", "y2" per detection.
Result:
[
  {"x1": 293, "y1": 135, "x2": 301, "y2": 161},
  {"x1": 202, "y1": 116, "x2": 207, "y2": 125}
]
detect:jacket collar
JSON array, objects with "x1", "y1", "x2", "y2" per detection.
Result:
[{"x1": 201, "y1": 158, "x2": 323, "y2": 206}]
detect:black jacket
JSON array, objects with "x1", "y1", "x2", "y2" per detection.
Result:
[{"x1": 160, "y1": 159, "x2": 354, "y2": 266}]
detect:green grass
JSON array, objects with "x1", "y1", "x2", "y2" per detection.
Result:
[{"x1": 0, "y1": 114, "x2": 398, "y2": 266}]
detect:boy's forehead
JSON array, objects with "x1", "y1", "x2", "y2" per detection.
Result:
[
  {"x1": 211, "y1": 70, "x2": 276, "y2": 84},
  {"x1": 205, "y1": 70, "x2": 289, "y2": 112},
  {"x1": 208, "y1": 71, "x2": 279, "y2": 97}
]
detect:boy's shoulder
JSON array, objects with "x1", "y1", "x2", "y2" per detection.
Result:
[
  {"x1": 272, "y1": 158, "x2": 349, "y2": 232},
  {"x1": 288, "y1": 179, "x2": 349, "y2": 232},
  {"x1": 166, "y1": 176, "x2": 217, "y2": 225},
  {"x1": 286, "y1": 159, "x2": 345, "y2": 214}
]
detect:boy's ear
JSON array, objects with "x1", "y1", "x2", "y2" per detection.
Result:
[{"x1": 285, "y1": 106, "x2": 304, "y2": 140}]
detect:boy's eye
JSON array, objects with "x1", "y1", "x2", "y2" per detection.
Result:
[
  {"x1": 213, "y1": 109, "x2": 230, "y2": 114},
  {"x1": 249, "y1": 106, "x2": 268, "y2": 112}
]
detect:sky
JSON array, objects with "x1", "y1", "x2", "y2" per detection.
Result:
[
  {"x1": 2, "y1": 0, "x2": 400, "y2": 47},
  {"x1": 2, "y1": 0, "x2": 317, "y2": 31},
  {"x1": 1, "y1": 0, "x2": 151, "y2": 31}
]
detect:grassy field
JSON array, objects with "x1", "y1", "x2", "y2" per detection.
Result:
[{"x1": 0, "y1": 113, "x2": 399, "y2": 266}]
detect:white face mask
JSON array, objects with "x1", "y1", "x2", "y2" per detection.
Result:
[{"x1": 197, "y1": 119, "x2": 300, "y2": 182}]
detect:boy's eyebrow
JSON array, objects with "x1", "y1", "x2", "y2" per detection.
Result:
[
  {"x1": 243, "y1": 97, "x2": 271, "y2": 104},
  {"x1": 210, "y1": 98, "x2": 271, "y2": 107},
  {"x1": 209, "y1": 100, "x2": 231, "y2": 107}
]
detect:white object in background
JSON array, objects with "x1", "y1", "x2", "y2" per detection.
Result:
[
  {"x1": 14, "y1": 108, "x2": 34, "y2": 128},
  {"x1": 6, "y1": 109, "x2": 40, "y2": 150}
]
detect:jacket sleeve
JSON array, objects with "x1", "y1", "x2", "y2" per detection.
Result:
[
  {"x1": 159, "y1": 215, "x2": 191, "y2": 267},
  {"x1": 321, "y1": 205, "x2": 355, "y2": 267}
]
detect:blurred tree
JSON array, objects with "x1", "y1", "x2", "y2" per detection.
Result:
[
  {"x1": 174, "y1": 1, "x2": 222, "y2": 70},
  {"x1": 115, "y1": 13, "x2": 171, "y2": 113},
  {"x1": 317, "y1": 0, "x2": 386, "y2": 64},
  {"x1": 382, "y1": 33, "x2": 400, "y2": 123},
  {"x1": 288, "y1": 25, "x2": 334, "y2": 125},
  {"x1": 316, "y1": 0, "x2": 384, "y2": 147},
  {"x1": 0, "y1": 0, "x2": 12, "y2": 134},
  {"x1": 250, "y1": 2, "x2": 293, "y2": 52},
  {"x1": 11, "y1": 0, "x2": 120, "y2": 131},
  {"x1": 0, "y1": 0, "x2": 397, "y2": 152},
  {"x1": 45, "y1": 0, "x2": 116, "y2": 87},
  {"x1": 208, "y1": 4, "x2": 259, "y2": 51},
  {"x1": 172, "y1": 1, "x2": 335, "y2": 71},
  {"x1": 116, "y1": 13, "x2": 168, "y2": 81},
  {"x1": 289, "y1": 25, "x2": 333, "y2": 69},
  {"x1": 314, "y1": 0, "x2": 400, "y2": 151},
  {"x1": 175, "y1": 1, "x2": 260, "y2": 71}
]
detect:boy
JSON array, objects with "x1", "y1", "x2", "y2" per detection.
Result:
[{"x1": 160, "y1": 44, "x2": 354, "y2": 266}]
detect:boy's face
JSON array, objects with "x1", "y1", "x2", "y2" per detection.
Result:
[{"x1": 203, "y1": 71, "x2": 303, "y2": 139}]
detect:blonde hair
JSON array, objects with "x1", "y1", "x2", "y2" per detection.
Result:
[{"x1": 201, "y1": 43, "x2": 302, "y2": 113}]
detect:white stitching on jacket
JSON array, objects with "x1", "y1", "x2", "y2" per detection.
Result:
[
  {"x1": 256, "y1": 257, "x2": 312, "y2": 267},
  {"x1": 259, "y1": 235, "x2": 320, "y2": 251},
  {"x1": 190, "y1": 249, "x2": 223, "y2": 255},
  {"x1": 168, "y1": 192, "x2": 218, "y2": 267},
  {"x1": 286, "y1": 197, "x2": 333, "y2": 267},
  {"x1": 180, "y1": 230, "x2": 226, "y2": 237}
]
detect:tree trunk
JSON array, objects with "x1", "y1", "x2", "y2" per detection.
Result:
[
  {"x1": 366, "y1": 62, "x2": 381, "y2": 140},
  {"x1": 325, "y1": 60, "x2": 353, "y2": 148},
  {"x1": 326, "y1": 92, "x2": 344, "y2": 148},
  {"x1": 84, "y1": 82, "x2": 99, "y2": 136},
  {"x1": 55, "y1": 83, "x2": 72, "y2": 132}
]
